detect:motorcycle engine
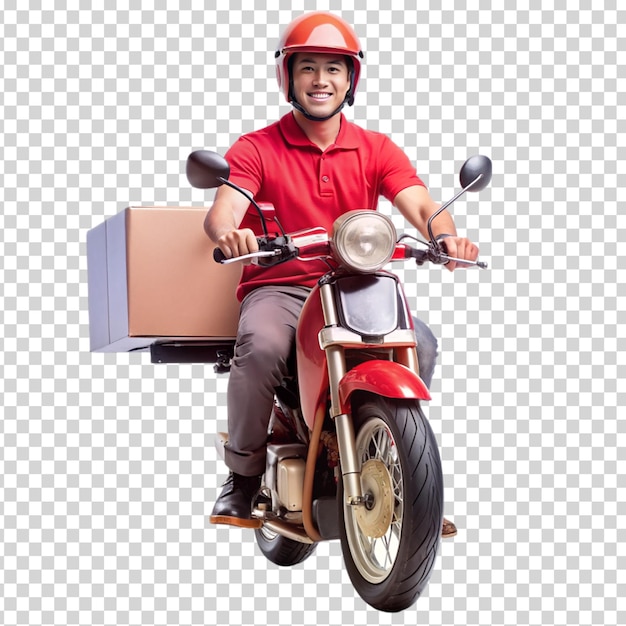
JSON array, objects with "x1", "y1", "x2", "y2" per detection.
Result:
[{"x1": 265, "y1": 443, "x2": 307, "y2": 512}]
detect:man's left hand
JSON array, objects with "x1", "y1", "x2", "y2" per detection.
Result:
[{"x1": 438, "y1": 236, "x2": 479, "y2": 271}]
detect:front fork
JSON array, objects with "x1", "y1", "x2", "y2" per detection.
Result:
[{"x1": 320, "y1": 284, "x2": 363, "y2": 505}]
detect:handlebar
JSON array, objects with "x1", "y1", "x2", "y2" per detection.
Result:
[
  {"x1": 396, "y1": 242, "x2": 488, "y2": 269},
  {"x1": 213, "y1": 247, "x2": 227, "y2": 263},
  {"x1": 213, "y1": 236, "x2": 299, "y2": 266},
  {"x1": 213, "y1": 246, "x2": 283, "y2": 264},
  {"x1": 214, "y1": 237, "x2": 487, "y2": 269}
]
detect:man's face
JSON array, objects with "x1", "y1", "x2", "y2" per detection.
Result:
[{"x1": 290, "y1": 53, "x2": 351, "y2": 119}]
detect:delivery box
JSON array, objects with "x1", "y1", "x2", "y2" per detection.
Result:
[{"x1": 87, "y1": 206, "x2": 241, "y2": 354}]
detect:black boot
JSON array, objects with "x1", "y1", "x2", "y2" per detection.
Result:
[{"x1": 210, "y1": 472, "x2": 262, "y2": 529}]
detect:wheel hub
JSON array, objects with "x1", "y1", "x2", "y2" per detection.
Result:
[{"x1": 355, "y1": 459, "x2": 394, "y2": 538}]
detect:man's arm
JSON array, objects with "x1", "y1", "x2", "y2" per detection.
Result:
[
  {"x1": 204, "y1": 185, "x2": 259, "y2": 259},
  {"x1": 393, "y1": 185, "x2": 479, "y2": 271}
]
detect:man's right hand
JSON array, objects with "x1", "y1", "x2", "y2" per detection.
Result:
[{"x1": 216, "y1": 228, "x2": 259, "y2": 260}]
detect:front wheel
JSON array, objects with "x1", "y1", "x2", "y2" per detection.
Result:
[{"x1": 338, "y1": 395, "x2": 444, "y2": 612}]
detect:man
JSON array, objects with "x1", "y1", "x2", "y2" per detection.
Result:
[{"x1": 205, "y1": 12, "x2": 477, "y2": 538}]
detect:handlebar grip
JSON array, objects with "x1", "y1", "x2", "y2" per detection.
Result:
[
  {"x1": 411, "y1": 248, "x2": 429, "y2": 265},
  {"x1": 213, "y1": 247, "x2": 227, "y2": 263}
]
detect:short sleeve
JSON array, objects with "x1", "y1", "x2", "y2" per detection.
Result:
[
  {"x1": 224, "y1": 137, "x2": 264, "y2": 195},
  {"x1": 377, "y1": 135, "x2": 426, "y2": 202}
]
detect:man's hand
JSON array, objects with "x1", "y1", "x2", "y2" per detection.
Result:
[
  {"x1": 217, "y1": 228, "x2": 259, "y2": 261},
  {"x1": 438, "y1": 236, "x2": 479, "y2": 271}
]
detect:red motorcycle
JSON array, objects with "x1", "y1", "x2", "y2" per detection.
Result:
[{"x1": 185, "y1": 151, "x2": 491, "y2": 612}]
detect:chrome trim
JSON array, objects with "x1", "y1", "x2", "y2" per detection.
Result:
[
  {"x1": 319, "y1": 283, "x2": 340, "y2": 326},
  {"x1": 335, "y1": 413, "x2": 363, "y2": 505},
  {"x1": 261, "y1": 520, "x2": 315, "y2": 544},
  {"x1": 326, "y1": 346, "x2": 346, "y2": 418},
  {"x1": 319, "y1": 327, "x2": 416, "y2": 350},
  {"x1": 319, "y1": 282, "x2": 363, "y2": 505},
  {"x1": 320, "y1": 283, "x2": 347, "y2": 417},
  {"x1": 395, "y1": 345, "x2": 420, "y2": 375}
]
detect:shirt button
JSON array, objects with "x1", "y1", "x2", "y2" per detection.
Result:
[{"x1": 322, "y1": 175, "x2": 329, "y2": 182}]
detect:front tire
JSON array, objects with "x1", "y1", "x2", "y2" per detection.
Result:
[{"x1": 338, "y1": 395, "x2": 444, "y2": 612}]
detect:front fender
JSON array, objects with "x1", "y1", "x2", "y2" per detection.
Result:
[{"x1": 338, "y1": 360, "x2": 431, "y2": 413}]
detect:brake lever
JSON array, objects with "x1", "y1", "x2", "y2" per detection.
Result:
[
  {"x1": 414, "y1": 243, "x2": 488, "y2": 269},
  {"x1": 213, "y1": 235, "x2": 300, "y2": 266},
  {"x1": 217, "y1": 250, "x2": 284, "y2": 265},
  {"x1": 438, "y1": 253, "x2": 488, "y2": 269}
]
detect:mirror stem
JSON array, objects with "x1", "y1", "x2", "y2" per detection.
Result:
[
  {"x1": 217, "y1": 176, "x2": 269, "y2": 237},
  {"x1": 427, "y1": 174, "x2": 483, "y2": 243}
]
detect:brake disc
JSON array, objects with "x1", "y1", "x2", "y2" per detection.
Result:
[{"x1": 355, "y1": 459, "x2": 394, "y2": 538}]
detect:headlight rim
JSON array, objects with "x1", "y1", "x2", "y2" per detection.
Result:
[{"x1": 331, "y1": 210, "x2": 397, "y2": 273}]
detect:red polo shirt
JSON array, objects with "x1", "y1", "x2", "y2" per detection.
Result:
[{"x1": 224, "y1": 112, "x2": 425, "y2": 300}]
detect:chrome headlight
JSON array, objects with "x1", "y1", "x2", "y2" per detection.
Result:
[{"x1": 331, "y1": 211, "x2": 397, "y2": 273}]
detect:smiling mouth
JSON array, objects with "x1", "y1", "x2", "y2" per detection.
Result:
[{"x1": 308, "y1": 92, "x2": 332, "y2": 101}]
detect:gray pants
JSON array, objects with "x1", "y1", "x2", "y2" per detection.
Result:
[{"x1": 223, "y1": 285, "x2": 438, "y2": 476}]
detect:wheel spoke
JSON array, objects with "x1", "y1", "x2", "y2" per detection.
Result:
[
  {"x1": 391, "y1": 467, "x2": 403, "y2": 498},
  {"x1": 381, "y1": 533, "x2": 393, "y2": 568},
  {"x1": 373, "y1": 428, "x2": 385, "y2": 461}
]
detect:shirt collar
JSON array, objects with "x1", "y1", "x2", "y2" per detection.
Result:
[{"x1": 279, "y1": 112, "x2": 360, "y2": 150}]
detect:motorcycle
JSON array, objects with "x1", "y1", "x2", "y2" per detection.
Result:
[{"x1": 185, "y1": 150, "x2": 491, "y2": 612}]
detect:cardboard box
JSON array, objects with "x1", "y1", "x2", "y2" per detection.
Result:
[{"x1": 87, "y1": 206, "x2": 241, "y2": 352}]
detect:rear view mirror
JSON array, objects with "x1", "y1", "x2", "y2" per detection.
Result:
[
  {"x1": 459, "y1": 155, "x2": 492, "y2": 192},
  {"x1": 186, "y1": 150, "x2": 231, "y2": 189}
]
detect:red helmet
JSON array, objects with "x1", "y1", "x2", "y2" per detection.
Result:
[{"x1": 275, "y1": 12, "x2": 364, "y2": 108}]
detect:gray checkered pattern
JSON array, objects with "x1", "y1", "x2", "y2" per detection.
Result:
[{"x1": 1, "y1": 1, "x2": 623, "y2": 624}]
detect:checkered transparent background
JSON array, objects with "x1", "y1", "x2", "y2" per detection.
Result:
[{"x1": 1, "y1": 1, "x2": 623, "y2": 624}]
